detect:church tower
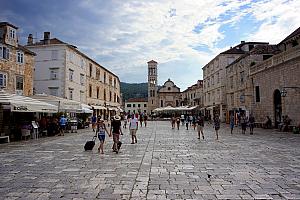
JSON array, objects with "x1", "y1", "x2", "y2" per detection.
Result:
[{"x1": 147, "y1": 60, "x2": 158, "y2": 114}]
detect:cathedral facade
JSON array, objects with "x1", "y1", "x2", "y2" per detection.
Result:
[{"x1": 147, "y1": 60, "x2": 182, "y2": 114}]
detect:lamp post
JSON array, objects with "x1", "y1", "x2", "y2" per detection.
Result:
[{"x1": 280, "y1": 86, "x2": 300, "y2": 97}]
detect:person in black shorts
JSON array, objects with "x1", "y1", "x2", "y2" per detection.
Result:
[{"x1": 110, "y1": 115, "x2": 123, "y2": 154}]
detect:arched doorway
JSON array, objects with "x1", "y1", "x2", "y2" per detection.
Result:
[{"x1": 273, "y1": 89, "x2": 282, "y2": 128}]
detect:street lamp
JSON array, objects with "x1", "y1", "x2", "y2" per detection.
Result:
[{"x1": 280, "y1": 86, "x2": 300, "y2": 97}]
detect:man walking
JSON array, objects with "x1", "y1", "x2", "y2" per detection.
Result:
[
  {"x1": 110, "y1": 115, "x2": 123, "y2": 154},
  {"x1": 59, "y1": 115, "x2": 67, "y2": 136},
  {"x1": 129, "y1": 114, "x2": 138, "y2": 144}
]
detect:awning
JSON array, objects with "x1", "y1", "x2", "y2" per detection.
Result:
[
  {"x1": 0, "y1": 90, "x2": 58, "y2": 113},
  {"x1": 92, "y1": 105, "x2": 106, "y2": 110},
  {"x1": 108, "y1": 107, "x2": 118, "y2": 111},
  {"x1": 80, "y1": 104, "x2": 93, "y2": 113},
  {"x1": 31, "y1": 94, "x2": 81, "y2": 112}
]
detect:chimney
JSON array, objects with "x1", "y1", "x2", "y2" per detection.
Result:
[
  {"x1": 241, "y1": 41, "x2": 245, "y2": 44},
  {"x1": 43, "y1": 32, "x2": 50, "y2": 44},
  {"x1": 27, "y1": 34, "x2": 33, "y2": 45}
]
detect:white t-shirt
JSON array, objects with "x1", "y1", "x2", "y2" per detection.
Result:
[{"x1": 129, "y1": 118, "x2": 138, "y2": 129}]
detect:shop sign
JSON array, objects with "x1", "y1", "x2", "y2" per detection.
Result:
[{"x1": 14, "y1": 106, "x2": 28, "y2": 111}]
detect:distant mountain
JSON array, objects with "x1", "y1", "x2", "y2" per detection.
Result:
[{"x1": 120, "y1": 82, "x2": 148, "y2": 101}]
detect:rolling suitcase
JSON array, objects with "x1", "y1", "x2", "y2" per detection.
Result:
[{"x1": 84, "y1": 136, "x2": 96, "y2": 151}]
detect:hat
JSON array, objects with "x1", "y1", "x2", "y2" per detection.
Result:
[{"x1": 114, "y1": 115, "x2": 121, "y2": 120}]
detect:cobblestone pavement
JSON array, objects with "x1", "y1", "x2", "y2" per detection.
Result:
[{"x1": 0, "y1": 121, "x2": 300, "y2": 200}]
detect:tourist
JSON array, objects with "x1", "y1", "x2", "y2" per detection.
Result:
[
  {"x1": 110, "y1": 115, "x2": 123, "y2": 154},
  {"x1": 91, "y1": 114, "x2": 97, "y2": 132},
  {"x1": 189, "y1": 115, "x2": 193, "y2": 126},
  {"x1": 185, "y1": 116, "x2": 189, "y2": 130},
  {"x1": 144, "y1": 114, "x2": 148, "y2": 127},
  {"x1": 139, "y1": 114, "x2": 143, "y2": 127},
  {"x1": 192, "y1": 115, "x2": 196, "y2": 130},
  {"x1": 123, "y1": 114, "x2": 128, "y2": 129},
  {"x1": 240, "y1": 113, "x2": 247, "y2": 134},
  {"x1": 129, "y1": 114, "x2": 138, "y2": 144},
  {"x1": 96, "y1": 117, "x2": 110, "y2": 154},
  {"x1": 59, "y1": 115, "x2": 67, "y2": 136},
  {"x1": 249, "y1": 114, "x2": 255, "y2": 135},
  {"x1": 180, "y1": 114, "x2": 185, "y2": 126},
  {"x1": 263, "y1": 116, "x2": 272, "y2": 129},
  {"x1": 171, "y1": 116, "x2": 176, "y2": 129},
  {"x1": 230, "y1": 114, "x2": 235, "y2": 134},
  {"x1": 213, "y1": 114, "x2": 220, "y2": 140},
  {"x1": 196, "y1": 115, "x2": 205, "y2": 140},
  {"x1": 176, "y1": 116, "x2": 180, "y2": 130}
]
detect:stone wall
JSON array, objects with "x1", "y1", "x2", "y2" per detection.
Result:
[{"x1": 251, "y1": 55, "x2": 300, "y2": 125}]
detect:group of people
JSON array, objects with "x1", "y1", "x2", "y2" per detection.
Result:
[
  {"x1": 230, "y1": 113, "x2": 255, "y2": 135},
  {"x1": 93, "y1": 114, "x2": 141, "y2": 154},
  {"x1": 123, "y1": 113, "x2": 148, "y2": 129},
  {"x1": 170, "y1": 114, "x2": 221, "y2": 140}
]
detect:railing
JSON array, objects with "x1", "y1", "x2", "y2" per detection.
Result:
[{"x1": 250, "y1": 45, "x2": 300, "y2": 75}]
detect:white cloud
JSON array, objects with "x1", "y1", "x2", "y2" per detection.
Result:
[{"x1": 6, "y1": 0, "x2": 299, "y2": 89}]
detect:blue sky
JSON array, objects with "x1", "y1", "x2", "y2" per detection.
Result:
[{"x1": 1, "y1": 0, "x2": 299, "y2": 90}]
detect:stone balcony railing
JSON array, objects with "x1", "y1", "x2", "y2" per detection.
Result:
[{"x1": 250, "y1": 45, "x2": 300, "y2": 75}]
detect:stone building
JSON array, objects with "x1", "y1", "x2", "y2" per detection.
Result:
[
  {"x1": 158, "y1": 79, "x2": 181, "y2": 108},
  {"x1": 225, "y1": 44, "x2": 280, "y2": 122},
  {"x1": 202, "y1": 41, "x2": 268, "y2": 121},
  {"x1": 250, "y1": 27, "x2": 300, "y2": 127},
  {"x1": 125, "y1": 98, "x2": 148, "y2": 115},
  {"x1": 0, "y1": 22, "x2": 35, "y2": 96},
  {"x1": 181, "y1": 80, "x2": 204, "y2": 107},
  {"x1": 26, "y1": 32, "x2": 120, "y2": 118}
]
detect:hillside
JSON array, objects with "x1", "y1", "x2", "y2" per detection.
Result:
[{"x1": 120, "y1": 82, "x2": 148, "y2": 101}]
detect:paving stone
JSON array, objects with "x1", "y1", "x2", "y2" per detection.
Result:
[{"x1": 1, "y1": 122, "x2": 300, "y2": 199}]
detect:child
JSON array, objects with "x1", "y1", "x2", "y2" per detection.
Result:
[{"x1": 96, "y1": 118, "x2": 110, "y2": 154}]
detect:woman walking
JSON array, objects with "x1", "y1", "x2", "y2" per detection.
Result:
[
  {"x1": 96, "y1": 118, "x2": 110, "y2": 154},
  {"x1": 213, "y1": 114, "x2": 220, "y2": 140}
]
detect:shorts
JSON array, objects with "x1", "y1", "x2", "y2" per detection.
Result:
[
  {"x1": 60, "y1": 125, "x2": 66, "y2": 131},
  {"x1": 92, "y1": 123, "x2": 96, "y2": 129},
  {"x1": 98, "y1": 134, "x2": 105, "y2": 142},
  {"x1": 113, "y1": 133, "x2": 120, "y2": 143},
  {"x1": 215, "y1": 126, "x2": 220, "y2": 131},
  {"x1": 130, "y1": 129, "x2": 137, "y2": 136},
  {"x1": 197, "y1": 125, "x2": 203, "y2": 132}
]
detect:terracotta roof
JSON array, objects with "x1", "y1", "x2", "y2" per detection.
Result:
[
  {"x1": 126, "y1": 98, "x2": 148, "y2": 102},
  {"x1": 147, "y1": 60, "x2": 157, "y2": 64},
  {"x1": 221, "y1": 46, "x2": 244, "y2": 54},
  {"x1": 279, "y1": 27, "x2": 300, "y2": 44},
  {"x1": 18, "y1": 45, "x2": 36, "y2": 56},
  {"x1": 250, "y1": 44, "x2": 281, "y2": 55},
  {"x1": 26, "y1": 37, "x2": 120, "y2": 82},
  {"x1": 220, "y1": 42, "x2": 268, "y2": 55},
  {"x1": 30, "y1": 38, "x2": 75, "y2": 47},
  {"x1": 0, "y1": 22, "x2": 18, "y2": 29}
]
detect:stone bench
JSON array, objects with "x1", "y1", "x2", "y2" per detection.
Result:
[{"x1": 0, "y1": 136, "x2": 10, "y2": 143}]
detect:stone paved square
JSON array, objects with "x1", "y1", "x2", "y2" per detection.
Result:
[{"x1": 1, "y1": 121, "x2": 300, "y2": 199}]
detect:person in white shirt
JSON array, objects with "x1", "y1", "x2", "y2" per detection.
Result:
[{"x1": 129, "y1": 114, "x2": 138, "y2": 144}]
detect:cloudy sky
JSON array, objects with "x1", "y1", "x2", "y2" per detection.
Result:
[{"x1": 1, "y1": 0, "x2": 299, "y2": 89}]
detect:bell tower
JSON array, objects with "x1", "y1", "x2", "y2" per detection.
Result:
[{"x1": 147, "y1": 60, "x2": 158, "y2": 114}]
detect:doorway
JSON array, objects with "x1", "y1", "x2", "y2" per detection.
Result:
[{"x1": 273, "y1": 89, "x2": 282, "y2": 128}]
